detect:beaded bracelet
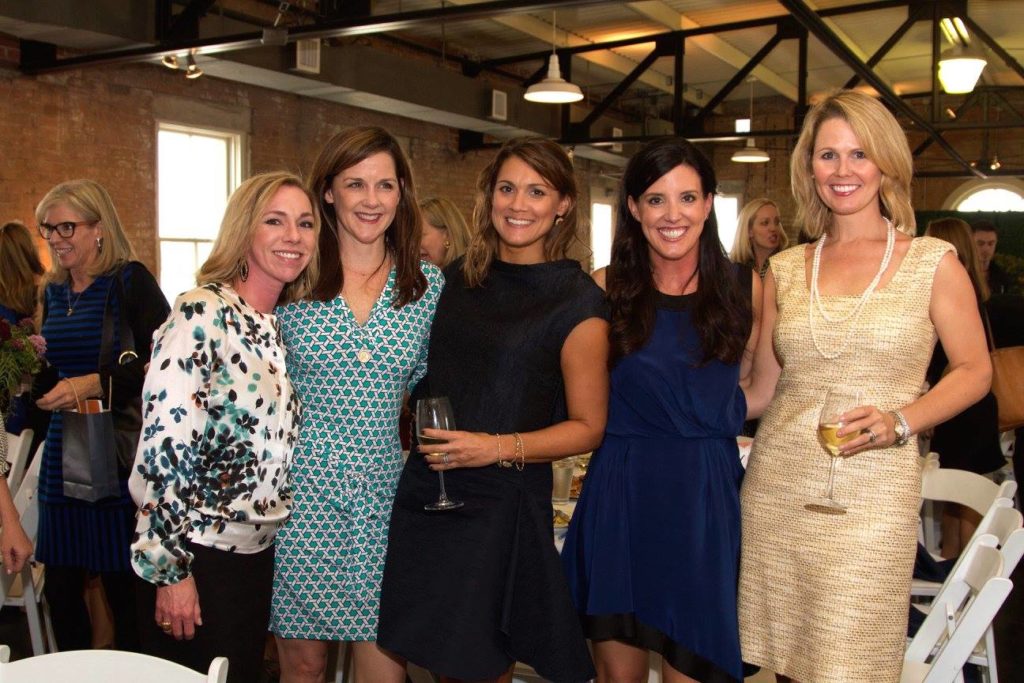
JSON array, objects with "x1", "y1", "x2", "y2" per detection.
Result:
[
  {"x1": 495, "y1": 433, "x2": 512, "y2": 468},
  {"x1": 512, "y1": 432, "x2": 525, "y2": 471}
]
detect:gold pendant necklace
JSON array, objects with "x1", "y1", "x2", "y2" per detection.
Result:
[{"x1": 66, "y1": 287, "x2": 86, "y2": 316}]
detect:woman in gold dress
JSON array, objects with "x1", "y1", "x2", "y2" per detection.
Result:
[{"x1": 738, "y1": 89, "x2": 992, "y2": 682}]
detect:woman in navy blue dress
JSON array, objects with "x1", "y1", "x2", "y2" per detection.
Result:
[
  {"x1": 33, "y1": 179, "x2": 169, "y2": 651},
  {"x1": 562, "y1": 138, "x2": 759, "y2": 683}
]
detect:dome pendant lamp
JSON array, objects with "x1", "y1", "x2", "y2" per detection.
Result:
[
  {"x1": 524, "y1": 10, "x2": 584, "y2": 104},
  {"x1": 732, "y1": 79, "x2": 770, "y2": 163}
]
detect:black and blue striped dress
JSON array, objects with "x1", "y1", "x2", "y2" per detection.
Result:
[{"x1": 37, "y1": 264, "x2": 168, "y2": 573}]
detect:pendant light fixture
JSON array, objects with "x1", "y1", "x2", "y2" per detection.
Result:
[
  {"x1": 938, "y1": 44, "x2": 987, "y2": 94},
  {"x1": 732, "y1": 79, "x2": 770, "y2": 163},
  {"x1": 524, "y1": 10, "x2": 583, "y2": 104}
]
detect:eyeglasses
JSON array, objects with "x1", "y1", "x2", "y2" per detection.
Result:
[{"x1": 38, "y1": 220, "x2": 96, "y2": 239}]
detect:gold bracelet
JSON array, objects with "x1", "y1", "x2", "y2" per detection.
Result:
[
  {"x1": 512, "y1": 432, "x2": 525, "y2": 471},
  {"x1": 63, "y1": 377, "x2": 81, "y2": 411},
  {"x1": 496, "y1": 433, "x2": 512, "y2": 468}
]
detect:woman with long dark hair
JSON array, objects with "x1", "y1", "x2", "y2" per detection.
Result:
[{"x1": 562, "y1": 137, "x2": 757, "y2": 683}]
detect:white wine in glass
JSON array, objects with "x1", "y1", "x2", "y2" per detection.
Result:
[
  {"x1": 416, "y1": 397, "x2": 464, "y2": 512},
  {"x1": 806, "y1": 388, "x2": 863, "y2": 514}
]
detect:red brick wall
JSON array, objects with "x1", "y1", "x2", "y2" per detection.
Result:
[{"x1": 1, "y1": 47, "x2": 601, "y2": 275}]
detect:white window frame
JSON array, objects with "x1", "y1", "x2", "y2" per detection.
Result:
[
  {"x1": 944, "y1": 178, "x2": 1024, "y2": 211},
  {"x1": 156, "y1": 122, "x2": 243, "y2": 300}
]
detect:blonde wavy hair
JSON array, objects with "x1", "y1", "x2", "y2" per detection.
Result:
[
  {"x1": 790, "y1": 90, "x2": 915, "y2": 239},
  {"x1": 926, "y1": 217, "x2": 987, "y2": 302},
  {"x1": 0, "y1": 221, "x2": 45, "y2": 320},
  {"x1": 729, "y1": 197, "x2": 789, "y2": 265},
  {"x1": 35, "y1": 179, "x2": 138, "y2": 284},
  {"x1": 197, "y1": 172, "x2": 320, "y2": 305},
  {"x1": 463, "y1": 137, "x2": 583, "y2": 287},
  {"x1": 420, "y1": 196, "x2": 472, "y2": 268}
]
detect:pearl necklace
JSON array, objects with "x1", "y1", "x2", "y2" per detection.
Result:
[{"x1": 808, "y1": 219, "x2": 895, "y2": 360}]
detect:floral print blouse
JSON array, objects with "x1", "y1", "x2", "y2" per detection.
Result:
[{"x1": 130, "y1": 283, "x2": 301, "y2": 586}]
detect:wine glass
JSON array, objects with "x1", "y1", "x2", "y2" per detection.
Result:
[
  {"x1": 416, "y1": 397, "x2": 464, "y2": 512},
  {"x1": 806, "y1": 388, "x2": 863, "y2": 514}
]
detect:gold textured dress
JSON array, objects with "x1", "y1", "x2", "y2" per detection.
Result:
[{"x1": 738, "y1": 237, "x2": 952, "y2": 683}]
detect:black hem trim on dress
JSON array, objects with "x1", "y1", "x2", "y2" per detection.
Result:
[{"x1": 582, "y1": 613, "x2": 740, "y2": 683}]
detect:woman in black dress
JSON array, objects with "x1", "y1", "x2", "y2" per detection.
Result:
[
  {"x1": 378, "y1": 137, "x2": 609, "y2": 682},
  {"x1": 924, "y1": 217, "x2": 1005, "y2": 558}
]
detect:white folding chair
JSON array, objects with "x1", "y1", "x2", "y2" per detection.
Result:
[
  {"x1": 0, "y1": 645, "x2": 228, "y2": 682},
  {"x1": 918, "y1": 462, "x2": 1017, "y2": 556},
  {"x1": 911, "y1": 505, "x2": 1024, "y2": 683},
  {"x1": 3, "y1": 429, "x2": 33, "y2": 497},
  {"x1": 901, "y1": 539, "x2": 1013, "y2": 683},
  {"x1": 0, "y1": 450, "x2": 54, "y2": 656}
]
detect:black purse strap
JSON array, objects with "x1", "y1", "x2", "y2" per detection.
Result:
[{"x1": 99, "y1": 263, "x2": 139, "y2": 376}]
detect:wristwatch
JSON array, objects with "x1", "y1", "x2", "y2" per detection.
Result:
[{"x1": 890, "y1": 410, "x2": 911, "y2": 447}]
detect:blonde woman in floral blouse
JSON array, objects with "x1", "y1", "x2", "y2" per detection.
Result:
[{"x1": 130, "y1": 172, "x2": 319, "y2": 682}]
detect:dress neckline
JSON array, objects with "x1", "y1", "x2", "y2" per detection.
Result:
[{"x1": 655, "y1": 291, "x2": 695, "y2": 311}]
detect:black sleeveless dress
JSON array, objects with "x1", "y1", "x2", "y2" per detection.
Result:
[{"x1": 378, "y1": 258, "x2": 606, "y2": 682}]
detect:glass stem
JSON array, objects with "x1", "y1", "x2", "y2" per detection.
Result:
[
  {"x1": 437, "y1": 470, "x2": 451, "y2": 503},
  {"x1": 826, "y1": 456, "x2": 838, "y2": 501}
]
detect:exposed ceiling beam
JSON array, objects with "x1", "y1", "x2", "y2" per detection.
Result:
[
  {"x1": 804, "y1": 0, "x2": 896, "y2": 89},
  {"x1": 627, "y1": 1, "x2": 798, "y2": 101},
  {"x1": 777, "y1": 0, "x2": 983, "y2": 178},
  {"x1": 443, "y1": 0, "x2": 694, "y2": 104},
  {"x1": 20, "y1": 0, "x2": 616, "y2": 73}
]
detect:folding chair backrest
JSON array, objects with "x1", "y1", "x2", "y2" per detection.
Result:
[
  {"x1": 0, "y1": 648, "x2": 229, "y2": 682},
  {"x1": 920, "y1": 467, "x2": 1009, "y2": 516},
  {"x1": 4, "y1": 429, "x2": 33, "y2": 496}
]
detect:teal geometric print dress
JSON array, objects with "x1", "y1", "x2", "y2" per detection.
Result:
[{"x1": 270, "y1": 265, "x2": 443, "y2": 640}]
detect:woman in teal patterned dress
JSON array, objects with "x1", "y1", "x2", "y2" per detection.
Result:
[
  {"x1": 130, "y1": 172, "x2": 319, "y2": 682},
  {"x1": 271, "y1": 127, "x2": 443, "y2": 683}
]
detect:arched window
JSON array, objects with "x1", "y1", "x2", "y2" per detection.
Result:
[{"x1": 944, "y1": 179, "x2": 1024, "y2": 211}]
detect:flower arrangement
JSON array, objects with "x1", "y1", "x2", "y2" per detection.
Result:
[{"x1": 0, "y1": 318, "x2": 46, "y2": 416}]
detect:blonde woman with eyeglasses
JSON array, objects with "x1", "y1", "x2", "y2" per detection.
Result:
[{"x1": 33, "y1": 179, "x2": 170, "y2": 652}]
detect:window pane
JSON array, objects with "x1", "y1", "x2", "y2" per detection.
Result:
[
  {"x1": 715, "y1": 195, "x2": 740, "y2": 253},
  {"x1": 591, "y1": 203, "x2": 613, "y2": 270},
  {"x1": 158, "y1": 129, "x2": 231, "y2": 239},
  {"x1": 160, "y1": 241, "x2": 203, "y2": 303},
  {"x1": 957, "y1": 188, "x2": 1024, "y2": 212}
]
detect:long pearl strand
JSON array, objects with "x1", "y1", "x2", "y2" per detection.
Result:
[{"x1": 808, "y1": 218, "x2": 895, "y2": 360}]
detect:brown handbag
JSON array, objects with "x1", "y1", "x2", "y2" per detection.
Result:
[
  {"x1": 990, "y1": 345, "x2": 1024, "y2": 431},
  {"x1": 984, "y1": 312, "x2": 1024, "y2": 431}
]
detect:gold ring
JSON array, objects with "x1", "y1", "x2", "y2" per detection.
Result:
[{"x1": 159, "y1": 621, "x2": 172, "y2": 630}]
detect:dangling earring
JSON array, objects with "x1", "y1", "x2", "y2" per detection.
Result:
[
  {"x1": 96, "y1": 236, "x2": 103, "y2": 253},
  {"x1": 239, "y1": 261, "x2": 249, "y2": 282}
]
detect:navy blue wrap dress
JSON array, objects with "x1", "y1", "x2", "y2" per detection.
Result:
[{"x1": 562, "y1": 291, "x2": 747, "y2": 683}]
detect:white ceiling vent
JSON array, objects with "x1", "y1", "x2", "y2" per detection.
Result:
[{"x1": 292, "y1": 38, "x2": 321, "y2": 74}]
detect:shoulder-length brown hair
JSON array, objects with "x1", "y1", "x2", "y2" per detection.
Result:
[
  {"x1": 0, "y1": 221, "x2": 45, "y2": 319},
  {"x1": 198, "y1": 171, "x2": 321, "y2": 305},
  {"x1": 462, "y1": 137, "x2": 582, "y2": 287},
  {"x1": 926, "y1": 217, "x2": 988, "y2": 301},
  {"x1": 35, "y1": 179, "x2": 138, "y2": 284},
  {"x1": 791, "y1": 89, "x2": 915, "y2": 239},
  {"x1": 307, "y1": 126, "x2": 426, "y2": 307}
]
